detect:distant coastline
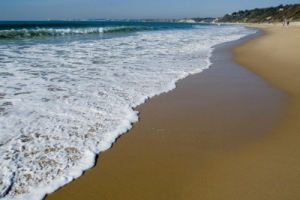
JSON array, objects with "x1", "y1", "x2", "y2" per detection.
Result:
[{"x1": 87, "y1": 3, "x2": 300, "y2": 24}]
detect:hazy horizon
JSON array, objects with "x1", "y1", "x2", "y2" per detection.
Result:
[{"x1": 0, "y1": 0, "x2": 299, "y2": 21}]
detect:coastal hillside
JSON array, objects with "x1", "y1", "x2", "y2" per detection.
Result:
[
  {"x1": 177, "y1": 18, "x2": 215, "y2": 23},
  {"x1": 218, "y1": 4, "x2": 300, "y2": 23}
]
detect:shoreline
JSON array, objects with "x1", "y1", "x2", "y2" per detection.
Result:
[
  {"x1": 218, "y1": 21, "x2": 300, "y2": 27},
  {"x1": 46, "y1": 25, "x2": 299, "y2": 199}
]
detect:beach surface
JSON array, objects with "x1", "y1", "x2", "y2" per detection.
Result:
[{"x1": 46, "y1": 25, "x2": 300, "y2": 199}]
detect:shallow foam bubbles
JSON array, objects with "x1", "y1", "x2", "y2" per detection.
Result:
[{"x1": 0, "y1": 24, "x2": 256, "y2": 199}]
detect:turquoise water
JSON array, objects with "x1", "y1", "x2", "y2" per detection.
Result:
[{"x1": 0, "y1": 21, "x2": 198, "y2": 39}]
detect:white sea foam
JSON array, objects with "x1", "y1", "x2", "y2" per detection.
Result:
[{"x1": 0, "y1": 25, "x2": 256, "y2": 199}]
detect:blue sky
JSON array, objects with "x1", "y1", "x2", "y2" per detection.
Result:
[{"x1": 0, "y1": 0, "x2": 299, "y2": 20}]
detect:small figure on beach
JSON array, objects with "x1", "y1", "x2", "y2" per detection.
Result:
[
  {"x1": 287, "y1": 21, "x2": 290, "y2": 27},
  {"x1": 283, "y1": 17, "x2": 287, "y2": 26}
]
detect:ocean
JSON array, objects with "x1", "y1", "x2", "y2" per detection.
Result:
[{"x1": 0, "y1": 21, "x2": 256, "y2": 199}]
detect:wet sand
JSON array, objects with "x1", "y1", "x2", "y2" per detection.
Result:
[{"x1": 46, "y1": 25, "x2": 300, "y2": 199}]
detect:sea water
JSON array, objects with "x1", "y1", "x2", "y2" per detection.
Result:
[{"x1": 0, "y1": 21, "x2": 256, "y2": 199}]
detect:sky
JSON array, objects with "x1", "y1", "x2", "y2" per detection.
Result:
[{"x1": 0, "y1": 0, "x2": 299, "y2": 20}]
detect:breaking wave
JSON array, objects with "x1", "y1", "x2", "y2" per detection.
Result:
[{"x1": 0, "y1": 26, "x2": 150, "y2": 39}]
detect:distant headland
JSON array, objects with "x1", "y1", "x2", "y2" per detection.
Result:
[
  {"x1": 217, "y1": 3, "x2": 300, "y2": 23},
  {"x1": 102, "y1": 3, "x2": 300, "y2": 24}
]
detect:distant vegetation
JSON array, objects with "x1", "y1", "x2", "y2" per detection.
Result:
[
  {"x1": 218, "y1": 4, "x2": 300, "y2": 23},
  {"x1": 190, "y1": 18, "x2": 216, "y2": 23}
]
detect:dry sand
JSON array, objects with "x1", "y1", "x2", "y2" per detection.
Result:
[{"x1": 46, "y1": 25, "x2": 300, "y2": 199}]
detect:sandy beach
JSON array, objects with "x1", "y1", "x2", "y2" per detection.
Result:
[{"x1": 46, "y1": 25, "x2": 300, "y2": 200}]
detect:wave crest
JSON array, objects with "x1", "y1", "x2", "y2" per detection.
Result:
[{"x1": 0, "y1": 26, "x2": 148, "y2": 39}]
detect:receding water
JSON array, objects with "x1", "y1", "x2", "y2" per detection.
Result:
[{"x1": 0, "y1": 21, "x2": 256, "y2": 199}]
